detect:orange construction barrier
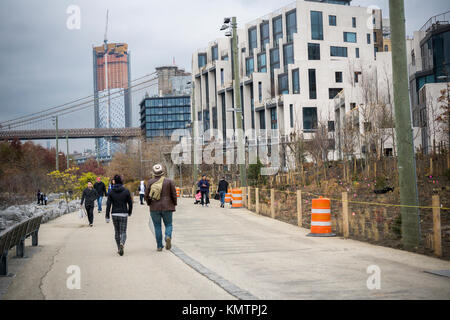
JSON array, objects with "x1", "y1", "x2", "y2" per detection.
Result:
[
  {"x1": 307, "y1": 196, "x2": 336, "y2": 237},
  {"x1": 231, "y1": 189, "x2": 243, "y2": 208},
  {"x1": 176, "y1": 187, "x2": 180, "y2": 198},
  {"x1": 225, "y1": 189, "x2": 232, "y2": 203}
]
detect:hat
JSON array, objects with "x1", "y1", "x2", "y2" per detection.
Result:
[{"x1": 152, "y1": 164, "x2": 165, "y2": 177}]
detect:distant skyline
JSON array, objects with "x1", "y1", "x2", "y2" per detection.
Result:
[{"x1": 0, "y1": 0, "x2": 449, "y2": 153}]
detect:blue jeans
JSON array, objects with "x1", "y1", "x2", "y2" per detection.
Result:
[
  {"x1": 219, "y1": 191, "x2": 226, "y2": 205},
  {"x1": 97, "y1": 196, "x2": 103, "y2": 212},
  {"x1": 150, "y1": 211, "x2": 173, "y2": 249}
]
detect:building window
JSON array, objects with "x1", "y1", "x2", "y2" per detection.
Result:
[
  {"x1": 260, "y1": 22, "x2": 270, "y2": 51},
  {"x1": 303, "y1": 107, "x2": 317, "y2": 131},
  {"x1": 329, "y1": 88, "x2": 342, "y2": 99},
  {"x1": 248, "y1": 27, "x2": 257, "y2": 54},
  {"x1": 292, "y1": 69, "x2": 300, "y2": 94},
  {"x1": 335, "y1": 71, "x2": 343, "y2": 83},
  {"x1": 258, "y1": 82, "x2": 262, "y2": 102},
  {"x1": 367, "y1": 33, "x2": 371, "y2": 44},
  {"x1": 350, "y1": 103, "x2": 356, "y2": 109},
  {"x1": 198, "y1": 53, "x2": 207, "y2": 68},
  {"x1": 259, "y1": 110, "x2": 266, "y2": 129},
  {"x1": 221, "y1": 94, "x2": 226, "y2": 138},
  {"x1": 373, "y1": 31, "x2": 377, "y2": 43},
  {"x1": 328, "y1": 121, "x2": 335, "y2": 132},
  {"x1": 220, "y1": 68, "x2": 224, "y2": 85},
  {"x1": 211, "y1": 46, "x2": 218, "y2": 61},
  {"x1": 356, "y1": 47, "x2": 360, "y2": 58},
  {"x1": 246, "y1": 57, "x2": 254, "y2": 76},
  {"x1": 308, "y1": 69, "x2": 317, "y2": 100},
  {"x1": 374, "y1": 46, "x2": 378, "y2": 57},
  {"x1": 329, "y1": 15, "x2": 336, "y2": 26},
  {"x1": 344, "y1": 32, "x2": 357, "y2": 43},
  {"x1": 250, "y1": 84, "x2": 255, "y2": 129},
  {"x1": 330, "y1": 46, "x2": 348, "y2": 57},
  {"x1": 308, "y1": 43, "x2": 320, "y2": 60},
  {"x1": 270, "y1": 108, "x2": 277, "y2": 129},
  {"x1": 273, "y1": 15, "x2": 283, "y2": 47},
  {"x1": 352, "y1": 17, "x2": 356, "y2": 28},
  {"x1": 384, "y1": 45, "x2": 389, "y2": 52},
  {"x1": 278, "y1": 73, "x2": 289, "y2": 95},
  {"x1": 286, "y1": 9, "x2": 297, "y2": 42},
  {"x1": 257, "y1": 52, "x2": 267, "y2": 72},
  {"x1": 270, "y1": 48, "x2": 280, "y2": 96},
  {"x1": 283, "y1": 43, "x2": 294, "y2": 69},
  {"x1": 354, "y1": 71, "x2": 361, "y2": 83},
  {"x1": 222, "y1": 55, "x2": 229, "y2": 61},
  {"x1": 311, "y1": 11, "x2": 323, "y2": 40},
  {"x1": 212, "y1": 107, "x2": 218, "y2": 129},
  {"x1": 290, "y1": 104, "x2": 294, "y2": 128}
]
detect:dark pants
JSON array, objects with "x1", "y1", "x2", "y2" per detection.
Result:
[
  {"x1": 112, "y1": 216, "x2": 128, "y2": 249},
  {"x1": 140, "y1": 194, "x2": 145, "y2": 205},
  {"x1": 201, "y1": 191, "x2": 209, "y2": 205},
  {"x1": 219, "y1": 191, "x2": 226, "y2": 205},
  {"x1": 85, "y1": 205, "x2": 94, "y2": 224}
]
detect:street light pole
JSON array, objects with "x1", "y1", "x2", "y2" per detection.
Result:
[
  {"x1": 389, "y1": 0, "x2": 420, "y2": 250},
  {"x1": 53, "y1": 116, "x2": 59, "y2": 171},
  {"x1": 66, "y1": 130, "x2": 69, "y2": 170},
  {"x1": 231, "y1": 17, "x2": 247, "y2": 188}
]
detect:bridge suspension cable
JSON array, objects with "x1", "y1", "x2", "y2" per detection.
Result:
[
  {"x1": 0, "y1": 72, "x2": 158, "y2": 129},
  {"x1": 1, "y1": 75, "x2": 159, "y2": 130}
]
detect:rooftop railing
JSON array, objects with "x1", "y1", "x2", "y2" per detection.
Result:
[{"x1": 420, "y1": 11, "x2": 450, "y2": 33}]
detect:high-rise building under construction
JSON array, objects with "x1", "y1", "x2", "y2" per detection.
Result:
[{"x1": 92, "y1": 43, "x2": 131, "y2": 159}]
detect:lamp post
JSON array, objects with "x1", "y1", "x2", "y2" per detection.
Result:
[
  {"x1": 52, "y1": 116, "x2": 59, "y2": 171},
  {"x1": 221, "y1": 17, "x2": 247, "y2": 187}
]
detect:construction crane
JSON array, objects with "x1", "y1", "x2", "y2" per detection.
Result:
[{"x1": 103, "y1": 9, "x2": 112, "y2": 157}]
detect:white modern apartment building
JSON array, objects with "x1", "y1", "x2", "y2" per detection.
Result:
[
  {"x1": 407, "y1": 11, "x2": 450, "y2": 154},
  {"x1": 192, "y1": 0, "x2": 392, "y2": 167}
]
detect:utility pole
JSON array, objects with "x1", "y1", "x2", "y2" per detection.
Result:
[
  {"x1": 53, "y1": 116, "x2": 59, "y2": 171},
  {"x1": 66, "y1": 130, "x2": 69, "y2": 170},
  {"x1": 389, "y1": 0, "x2": 420, "y2": 250},
  {"x1": 191, "y1": 77, "x2": 198, "y2": 184},
  {"x1": 231, "y1": 17, "x2": 247, "y2": 188}
]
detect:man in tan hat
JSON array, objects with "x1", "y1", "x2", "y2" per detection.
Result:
[{"x1": 144, "y1": 164, "x2": 177, "y2": 251}]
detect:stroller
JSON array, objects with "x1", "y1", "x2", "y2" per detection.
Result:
[{"x1": 194, "y1": 189, "x2": 202, "y2": 204}]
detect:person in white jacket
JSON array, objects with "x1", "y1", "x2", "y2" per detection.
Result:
[{"x1": 138, "y1": 181, "x2": 146, "y2": 205}]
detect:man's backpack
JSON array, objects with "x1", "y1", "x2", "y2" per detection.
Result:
[{"x1": 149, "y1": 177, "x2": 165, "y2": 201}]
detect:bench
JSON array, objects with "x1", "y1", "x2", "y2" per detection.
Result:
[{"x1": 0, "y1": 215, "x2": 43, "y2": 277}]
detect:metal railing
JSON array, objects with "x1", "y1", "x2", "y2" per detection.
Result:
[{"x1": 420, "y1": 11, "x2": 450, "y2": 33}]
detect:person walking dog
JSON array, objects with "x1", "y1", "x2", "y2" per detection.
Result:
[
  {"x1": 105, "y1": 175, "x2": 133, "y2": 256},
  {"x1": 81, "y1": 181, "x2": 99, "y2": 227},
  {"x1": 145, "y1": 164, "x2": 177, "y2": 252},
  {"x1": 94, "y1": 177, "x2": 107, "y2": 213}
]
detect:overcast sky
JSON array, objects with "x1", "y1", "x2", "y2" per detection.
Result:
[{"x1": 0, "y1": 0, "x2": 449, "y2": 153}]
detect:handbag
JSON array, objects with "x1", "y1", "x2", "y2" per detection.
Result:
[{"x1": 78, "y1": 208, "x2": 86, "y2": 219}]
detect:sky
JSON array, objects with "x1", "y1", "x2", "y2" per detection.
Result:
[{"x1": 0, "y1": 0, "x2": 449, "y2": 153}]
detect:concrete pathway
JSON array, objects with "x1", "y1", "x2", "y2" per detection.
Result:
[{"x1": 2, "y1": 197, "x2": 450, "y2": 300}]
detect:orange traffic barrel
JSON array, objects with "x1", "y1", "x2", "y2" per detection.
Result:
[
  {"x1": 307, "y1": 196, "x2": 336, "y2": 237},
  {"x1": 231, "y1": 189, "x2": 243, "y2": 208},
  {"x1": 225, "y1": 189, "x2": 232, "y2": 203},
  {"x1": 176, "y1": 187, "x2": 180, "y2": 198}
]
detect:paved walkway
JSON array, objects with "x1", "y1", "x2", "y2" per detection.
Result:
[{"x1": 2, "y1": 197, "x2": 450, "y2": 299}]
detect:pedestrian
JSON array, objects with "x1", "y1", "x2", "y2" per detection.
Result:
[
  {"x1": 105, "y1": 174, "x2": 133, "y2": 256},
  {"x1": 194, "y1": 189, "x2": 201, "y2": 204},
  {"x1": 138, "y1": 181, "x2": 146, "y2": 205},
  {"x1": 37, "y1": 190, "x2": 41, "y2": 205},
  {"x1": 39, "y1": 192, "x2": 44, "y2": 206},
  {"x1": 80, "y1": 181, "x2": 99, "y2": 227},
  {"x1": 217, "y1": 176, "x2": 229, "y2": 208},
  {"x1": 94, "y1": 177, "x2": 107, "y2": 213},
  {"x1": 145, "y1": 164, "x2": 177, "y2": 252},
  {"x1": 107, "y1": 178, "x2": 116, "y2": 195},
  {"x1": 197, "y1": 175, "x2": 210, "y2": 207},
  {"x1": 44, "y1": 194, "x2": 48, "y2": 206}
]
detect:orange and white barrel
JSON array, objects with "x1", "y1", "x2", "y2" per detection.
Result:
[
  {"x1": 225, "y1": 189, "x2": 232, "y2": 203},
  {"x1": 231, "y1": 189, "x2": 243, "y2": 208},
  {"x1": 176, "y1": 187, "x2": 180, "y2": 198},
  {"x1": 307, "y1": 196, "x2": 336, "y2": 237}
]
